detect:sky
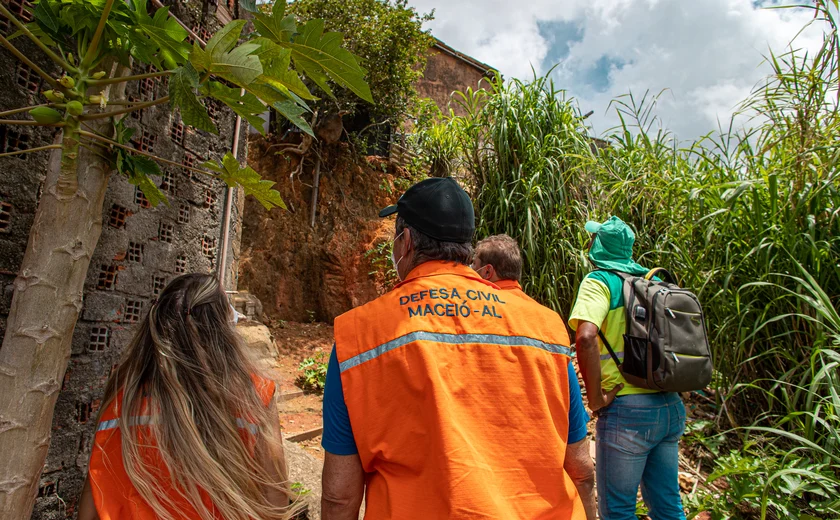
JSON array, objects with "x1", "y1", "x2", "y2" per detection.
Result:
[{"x1": 406, "y1": 0, "x2": 826, "y2": 141}]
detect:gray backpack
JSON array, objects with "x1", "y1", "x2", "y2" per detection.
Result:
[{"x1": 598, "y1": 268, "x2": 713, "y2": 392}]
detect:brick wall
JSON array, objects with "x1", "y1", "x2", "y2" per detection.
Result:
[
  {"x1": 0, "y1": 1, "x2": 247, "y2": 518},
  {"x1": 415, "y1": 45, "x2": 494, "y2": 117}
]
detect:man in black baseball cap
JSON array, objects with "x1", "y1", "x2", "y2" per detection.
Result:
[
  {"x1": 377, "y1": 177, "x2": 475, "y2": 280},
  {"x1": 321, "y1": 178, "x2": 589, "y2": 519}
]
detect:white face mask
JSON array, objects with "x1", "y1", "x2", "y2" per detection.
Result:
[{"x1": 391, "y1": 231, "x2": 405, "y2": 279}]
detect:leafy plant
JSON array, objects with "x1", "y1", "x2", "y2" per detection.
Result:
[
  {"x1": 291, "y1": 481, "x2": 311, "y2": 497},
  {"x1": 0, "y1": 1, "x2": 370, "y2": 516},
  {"x1": 365, "y1": 238, "x2": 399, "y2": 288},
  {"x1": 415, "y1": 74, "x2": 595, "y2": 312},
  {"x1": 683, "y1": 418, "x2": 725, "y2": 457},
  {"x1": 296, "y1": 353, "x2": 328, "y2": 393},
  {"x1": 286, "y1": 0, "x2": 433, "y2": 124},
  {"x1": 687, "y1": 443, "x2": 840, "y2": 520}
]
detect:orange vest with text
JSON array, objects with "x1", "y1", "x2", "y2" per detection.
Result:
[
  {"x1": 496, "y1": 279, "x2": 572, "y2": 339},
  {"x1": 334, "y1": 261, "x2": 585, "y2": 519},
  {"x1": 495, "y1": 279, "x2": 536, "y2": 302},
  {"x1": 88, "y1": 375, "x2": 275, "y2": 520}
]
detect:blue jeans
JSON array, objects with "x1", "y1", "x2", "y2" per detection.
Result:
[{"x1": 595, "y1": 392, "x2": 687, "y2": 520}]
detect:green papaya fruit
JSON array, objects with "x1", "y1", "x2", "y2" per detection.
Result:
[
  {"x1": 66, "y1": 101, "x2": 84, "y2": 116},
  {"x1": 30, "y1": 107, "x2": 63, "y2": 124}
]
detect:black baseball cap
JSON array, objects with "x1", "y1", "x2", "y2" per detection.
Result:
[{"x1": 378, "y1": 177, "x2": 475, "y2": 242}]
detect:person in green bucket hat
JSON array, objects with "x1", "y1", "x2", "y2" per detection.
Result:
[
  {"x1": 569, "y1": 216, "x2": 687, "y2": 520},
  {"x1": 584, "y1": 216, "x2": 649, "y2": 275}
]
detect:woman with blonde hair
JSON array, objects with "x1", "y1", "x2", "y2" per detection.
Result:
[{"x1": 77, "y1": 273, "x2": 296, "y2": 520}]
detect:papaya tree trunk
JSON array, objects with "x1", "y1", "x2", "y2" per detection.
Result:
[{"x1": 0, "y1": 126, "x2": 112, "y2": 518}]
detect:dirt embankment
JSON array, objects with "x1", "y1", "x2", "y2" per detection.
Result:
[{"x1": 239, "y1": 139, "x2": 404, "y2": 323}]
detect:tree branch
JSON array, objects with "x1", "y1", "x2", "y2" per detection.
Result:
[
  {"x1": 0, "y1": 144, "x2": 61, "y2": 158},
  {"x1": 0, "y1": 119, "x2": 66, "y2": 126},
  {"x1": 87, "y1": 70, "x2": 172, "y2": 87},
  {"x1": 79, "y1": 130, "x2": 216, "y2": 178},
  {"x1": 0, "y1": 2, "x2": 75, "y2": 73},
  {"x1": 0, "y1": 33, "x2": 59, "y2": 88},
  {"x1": 78, "y1": 96, "x2": 170, "y2": 121},
  {"x1": 104, "y1": 100, "x2": 152, "y2": 106},
  {"x1": 81, "y1": 0, "x2": 114, "y2": 69}
]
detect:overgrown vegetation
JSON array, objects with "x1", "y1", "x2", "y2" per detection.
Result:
[
  {"x1": 414, "y1": 2, "x2": 840, "y2": 516},
  {"x1": 286, "y1": 0, "x2": 434, "y2": 125}
]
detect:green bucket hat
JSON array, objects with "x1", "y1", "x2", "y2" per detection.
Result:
[{"x1": 584, "y1": 216, "x2": 648, "y2": 275}]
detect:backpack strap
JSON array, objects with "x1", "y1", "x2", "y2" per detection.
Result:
[
  {"x1": 645, "y1": 267, "x2": 677, "y2": 284},
  {"x1": 597, "y1": 329, "x2": 622, "y2": 369},
  {"x1": 591, "y1": 269, "x2": 629, "y2": 369}
]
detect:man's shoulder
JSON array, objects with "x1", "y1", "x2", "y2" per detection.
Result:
[{"x1": 507, "y1": 291, "x2": 569, "y2": 337}]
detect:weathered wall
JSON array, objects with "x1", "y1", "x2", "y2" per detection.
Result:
[
  {"x1": 238, "y1": 140, "x2": 401, "y2": 323},
  {"x1": 415, "y1": 46, "x2": 493, "y2": 116},
  {"x1": 0, "y1": 1, "x2": 247, "y2": 518}
]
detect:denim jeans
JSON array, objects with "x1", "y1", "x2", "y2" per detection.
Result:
[{"x1": 595, "y1": 392, "x2": 687, "y2": 520}]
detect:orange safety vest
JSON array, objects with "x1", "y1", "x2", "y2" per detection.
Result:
[
  {"x1": 494, "y1": 279, "x2": 536, "y2": 302},
  {"x1": 88, "y1": 375, "x2": 275, "y2": 520},
  {"x1": 496, "y1": 279, "x2": 572, "y2": 339},
  {"x1": 334, "y1": 261, "x2": 585, "y2": 519}
]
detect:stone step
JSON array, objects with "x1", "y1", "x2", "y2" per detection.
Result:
[
  {"x1": 286, "y1": 427, "x2": 324, "y2": 443},
  {"x1": 281, "y1": 390, "x2": 305, "y2": 402}
]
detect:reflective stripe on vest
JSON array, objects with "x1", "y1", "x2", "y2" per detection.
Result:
[
  {"x1": 96, "y1": 416, "x2": 259, "y2": 435},
  {"x1": 340, "y1": 330, "x2": 572, "y2": 372}
]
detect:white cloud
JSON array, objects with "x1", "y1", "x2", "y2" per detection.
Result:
[{"x1": 409, "y1": 0, "x2": 825, "y2": 140}]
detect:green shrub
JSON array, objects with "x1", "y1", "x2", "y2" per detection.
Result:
[{"x1": 296, "y1": 353, "x2": 328, "y2": 393}]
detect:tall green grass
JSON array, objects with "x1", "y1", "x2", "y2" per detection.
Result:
[
  {"x1": 415, "y1": 1, "x2": 840, "y2": 514},
  {"x1": 445, "y1": 74, "x2": 597, "y2": 309}
]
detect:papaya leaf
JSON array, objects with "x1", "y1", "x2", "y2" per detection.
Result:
[
  {"x1": 246, "y1": 82, "x2": 293, "y2": 106},
  {"x1": 116, "y1": 152, "x2": 169, "y2": 208},
  {"x1": 8, "y1": 23, "x2": 54, "y2": 46},
  {"x1": 113, "y1": 119, "x2": 136, "y2": 145},
  {"x1": 285, "y1": 20, "x2": 372, "y2": 103},
  {"x1": 206, "y1": 81, "x2": 267, "y2": 135},
  {"x1": 190, "y1": 27, "x2": 263, "y2": 87},
  {"x1": 239, "y1": 0, "x2": 259, "y2": 13},
  {"x1": 207, "y1": 153, "x2": 286, "y2": 210},
  {"x1": 256, "y1": 43, "x2": 317, "y2": 101},
  {"x1": 170, "y1": 64, "x2": 217, "y2": 134},
  {"x1": 251, "y1": 37, "x2": 291, "y2": 61},
  {"x1": 33, "y1": 0, "x2": 60, "y2": 34},
  {"x1": 204, "y1": 19, "x2": 246, "y2": 58},
  {"x1": 272, "y1": 99, "x2": 314, "y2": 137},
  {"x1": 131, "y1": 5, "x2": 190, "y2": 69},
  {"x1": 253, "y1": 0, "x2": 296, "y2": 44}
]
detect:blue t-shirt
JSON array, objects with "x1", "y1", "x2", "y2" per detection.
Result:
[{"x1": 322, "y1": 345, "x2": 590, "y2": 455}]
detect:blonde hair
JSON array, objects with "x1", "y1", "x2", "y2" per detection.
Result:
[{"x1": 99, "y1": 274, "x2": 296, "y2": 520}]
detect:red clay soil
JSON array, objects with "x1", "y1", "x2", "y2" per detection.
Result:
[
  {"x1": 239, "y1": 139, "x2": 404, "y2": 324},
  {"x1": 267, "y1": 321, "x2": 332, "y2": 460},
  {"x1": 270, "y1": 321, "x2": 334, "y2": 394}
]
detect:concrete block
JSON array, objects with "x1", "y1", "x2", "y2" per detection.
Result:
[{"x1": 81, "y1": 292, "x2": 125, "y2": 323}]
